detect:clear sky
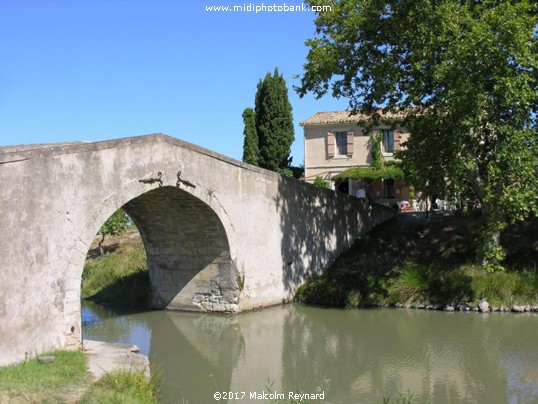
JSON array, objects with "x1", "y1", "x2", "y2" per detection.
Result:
[{"x1": 0, "y1": 0, "x2": 349, "y2": 164}]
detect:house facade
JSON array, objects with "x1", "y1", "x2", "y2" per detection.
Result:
[{"x1": 300, "y1": 110, "x2": 411, "y2": 207}]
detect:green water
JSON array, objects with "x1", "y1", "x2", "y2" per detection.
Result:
[{"x1": 82, "y1": 301, "x2": 538, "y2": 403}]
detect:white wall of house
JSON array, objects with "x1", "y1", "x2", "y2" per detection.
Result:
[
  {"x1": 303, "y1": 124, "x2": 371, "y2": 182},
  {"x1": 302, "y1": 120, "x2": 409, "y2": 185}
]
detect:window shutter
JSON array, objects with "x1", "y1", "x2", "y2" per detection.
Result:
[
  {"x1": 347, "y1": 131, "x2": 354, "y2": 156},
  {"x1": 394, "y1": 130, "x2": 401, "y2": 151},
  {"x1": 327, "y1": 132, "x2": 335, "y2": 158}
]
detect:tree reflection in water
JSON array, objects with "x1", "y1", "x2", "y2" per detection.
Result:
[{"x1": 82, "y1": 302, "x2": 538, "y2": 404}]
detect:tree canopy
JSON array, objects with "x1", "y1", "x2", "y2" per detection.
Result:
[
  {"x1": 297, "y1": 0, "x2": 538, "y2": 270},
  {"x1": 255, "y1": 68, "x2": 295, "y2": 172},
  {"x1": 334, "y1": 165, "x2": 404, "y2": 182},
  {"x1": 242, "y1": 107, "x2": 259, "y2": 165},
  {"x1": 97, "y1": 209, "x2": 129, "y2": 255}
]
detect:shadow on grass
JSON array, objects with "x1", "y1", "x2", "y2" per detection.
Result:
[
  {"x1": 86, "y1": 244, "x2": 119, "y2": 259},
  {"x1": 296, "y1": 213, "x2": 538, "y2": 308},
  {"x1": 85, "y1": 269, "x2": 151, "y2": 308}
]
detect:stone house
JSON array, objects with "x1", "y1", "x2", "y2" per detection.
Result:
[{"x1": 300, "y1": 110, "x2": 411, "y2": 207}]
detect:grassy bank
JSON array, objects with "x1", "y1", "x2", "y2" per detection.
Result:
[
  {"x1": 0, "y1": 351, "x2": 90, "y2": 402},
  {"x1": 81, "y1": 369, "x2": 159, "y2": 404},
  {"x1": 82, "y1": 228, "x2": 150, "y2": 307},
  {"x1": 296, "y1": 213, "x2": 538, "y2": 310},
  {"x1": 0, "y1": 351, "x2": 158, "y2": 403}
]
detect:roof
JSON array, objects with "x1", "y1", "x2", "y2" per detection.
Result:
[{"x1": 299, "y1": 109, "x2": 405, "y2": 126}]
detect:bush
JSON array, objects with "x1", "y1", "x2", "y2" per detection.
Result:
[{"x1": 313, "y1": 176, "x2": 330, "y2": 188}]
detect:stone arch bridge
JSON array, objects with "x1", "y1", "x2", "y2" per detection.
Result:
[{"x1": 0, "y1": 134, "x2": 393, "y2": 365}]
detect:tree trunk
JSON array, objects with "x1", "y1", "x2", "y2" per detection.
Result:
[
  {"x1": 466, "y1": 166, "x2": 504, "y2": 268},
  {"x1": 478, "y1": 200, "x2": 505, "y2": 270},
  {"x1": 98, "y1": 233, "x2": 106, "y2": 256}
]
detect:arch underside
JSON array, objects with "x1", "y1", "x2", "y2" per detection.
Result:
[{"x1": 123, "y1": 186, "x2": 239, "y2": 312}]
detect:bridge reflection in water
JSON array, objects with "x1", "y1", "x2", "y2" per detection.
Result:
[{"x1": 82, "y1": 301, "x2": 538, "y2": 404}]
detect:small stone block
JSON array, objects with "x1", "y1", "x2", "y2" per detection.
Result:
[{"x1": 37, "y1": 356, "x2": 55, "y2": 364}]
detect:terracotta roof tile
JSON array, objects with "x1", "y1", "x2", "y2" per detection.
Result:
[{"x1": 299, "y1": 110, "x2": 404, "y2": 126}]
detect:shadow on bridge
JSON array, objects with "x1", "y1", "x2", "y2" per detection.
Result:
[
  {"x1": 116, "y1": 186, "x2": 239, "y2": 311},
  {"x1": 275, "y1": 177, "x2": 380, "y2": 295}
]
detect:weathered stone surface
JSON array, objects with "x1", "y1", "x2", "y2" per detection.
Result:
[
  {"x1": 479, "y1": 300, "x2": 490, "y2": 313},
  {"x1": 83, "y1": 340, "x2": 150, "y2": 380},
  {"x1": 512, "y1": 305, "x2": 526, "y2": 313},
  {"x1": 37, "y1": 355, "x2": 55, "y2": 364},
  {"x1": 0, "y1": 134, "x2": 395, "y2": 365}
]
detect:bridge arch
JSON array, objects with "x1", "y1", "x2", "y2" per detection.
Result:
[
  {"x1": 65, "y1": 181, "x2": 240, "y2": 350},
  {"x1": 0, "y1": 134, "x2": 394, "y2": 364}
]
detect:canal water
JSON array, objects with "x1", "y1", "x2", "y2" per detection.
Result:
[{"x1": 82, "y1": 301, "x2": 538, "y2": 404}]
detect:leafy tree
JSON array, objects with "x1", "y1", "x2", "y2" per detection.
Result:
[
  {"x1": 290, "y1": 164, "x2": 305, "y2": 180},
  {"x1": 313, "y1": 176, "x2": 330, "y2": 188},
  {"x1": 97, "y1": 209, "x2": 129, "y2": 255},
  {"x1": 255, "y1": 67, "x2": 295, "y2": 172},
  {"x1": 276, "y1": 167, "x2": 294, "y2": 177},
  {"x1": 297, "y1": 0, "x2": 538, "y2": 270},
  {"x1": 242, "y1": 107, "x2": 259, "y2": 165}
]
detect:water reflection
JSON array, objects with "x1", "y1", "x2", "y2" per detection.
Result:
[{"x1": 82, "y1": 301, "x2": 538, "y2": 404}]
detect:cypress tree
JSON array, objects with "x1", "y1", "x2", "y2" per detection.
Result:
[
  {"x1": 241, "y1": 107, "x2": 259, "y2": 165},
  {"x1": 254, "y1": 68, "x2": 295, "y2": 172}
]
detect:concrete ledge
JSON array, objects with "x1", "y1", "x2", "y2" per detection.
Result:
[{"x1": 83, "y1": 340, "x2": 150, "y2": 380}]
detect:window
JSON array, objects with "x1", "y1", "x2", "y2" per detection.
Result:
[
  {"x1": 382, "y1": 129, "x2": 394, "y2": 153},
  {"x1": 335, "y1": 132, "x2": 348, "y2": 155},
  {"x1": 384, "y1": 179, "x2": 395, "y2": 199},
  {"x1": 327, "y1": 131, "x2": 353, "y2": 158}
]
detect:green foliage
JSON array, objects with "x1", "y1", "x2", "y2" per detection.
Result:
[
  {"x1": 295, "y1": 274, "x2": 348, "y2": 307},
  {"x1": 276, "y1": 167, "x2": 294, "y2": 177},
  {"x1": 0, "y1": 350, "x2": 159, "y2": 404},
  {"x1": 242, "y1": 107, "x2": 259, "y2": 165},
  {"x1": 295, "y1": 214, "x2": 538, "y2": 308},
  {"x1": 80, "y1": 370, "x2": 159, "y2": 404},
  {"x1": 82, "y1": 243, "x2": 150, "y2": 307},
  {"x1": 0, "y1": 350, "x2": 91, "y2": 402},
  {"x1": 99, "y1": 209, "x2": 129, "y2": 238},
  {"x1": 335, "y1": 165, "x2": 404, "y2": 181},
  {"x1": 313, "y1": 176, "x2": 330, "y2": 188},
  {"x1": 295, "y1": 264, "x2": 389, "y2": 308},
  {"x1": 370, "y1": 133, "x2": 382, "y2": 170},
  {"x1": 387, "y1": 263, "x2": 473, "y2": 305},
  {"x1": 290, "y1": 164, "x2": 305, "y2": 179},
  {"x1": 383, "y1": 392, "x2": 417, "y2": 404},
  {"x1": 255, "y1": 67, "x2": 295, "y2": 172},
  {"x1": 297, "y1": 0, "x2": 538, "y2": 269},
  {"x1": 469, "y1": 266, "x2": 538, "y2": 306},
  {"x1": 98, "y1": 209, "x2": 129, "y2": 255}
]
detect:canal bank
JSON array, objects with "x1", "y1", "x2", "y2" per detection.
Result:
[
  {"x1": 296, "y1": 212, "x2": 538, "y2": 310},
  {"x1": 82, "y1": 212, "x2": 538, "y2": 314},
  {"x1": 0, "y1": 341, "x2": 156, "y2": 403}
]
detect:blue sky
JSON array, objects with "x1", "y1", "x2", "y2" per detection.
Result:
[{"x1": 0, "y1": 0, "x2": 348, "y2": 164}]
